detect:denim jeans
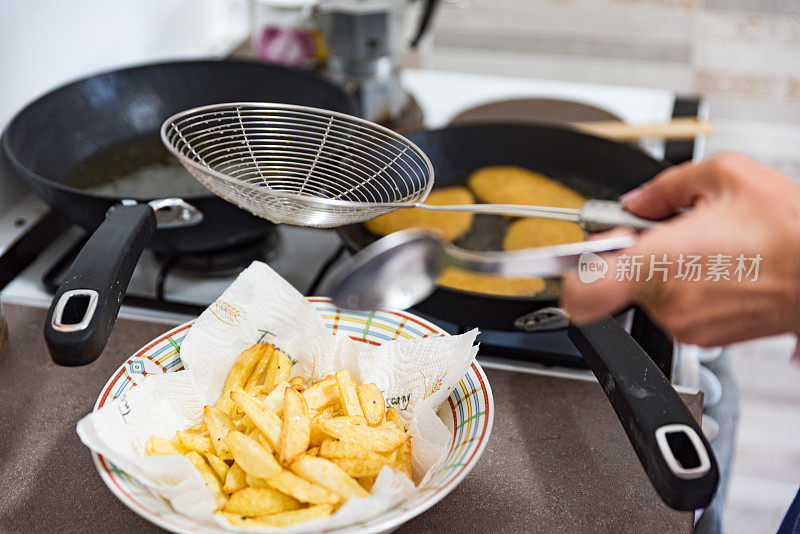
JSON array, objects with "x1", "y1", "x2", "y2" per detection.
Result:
[{"x1": 779, "y1": 488, "x2": 800, "y2": 534}]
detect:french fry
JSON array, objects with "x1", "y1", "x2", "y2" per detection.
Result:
[
  {"x1": 333, "y1": 452, "x2": 389, "y2": 478},
  {"x1": 226, "y1": 430, "x2": 282, "y2": 480},
  {"x1": 244, "y1": 473, "x2": 263, "y2": 487},
  {"x1": 393, "y1": 443, "x2": 412, "y2": 479},
  {"x1": 357, "y1": 475, "x2": 377, "y2": 492},
  {"x1": 145, "y1": 436, "x2": 185, "y2": 456},
  {"x1": 280, "y1": 387, "x2": 311, "y2": 464},
  {"x1": 309, "y1": 408, "x2": 336, "y2": 447},
  {"x1": 255, "y1": 431, "x2": 274, "y2": 453},
  {"x1": 217, "y1": 504, "x2": 334, "y2": 528},
  {"x1": 291, "y1": 455, "x2": 369, "y2": 499},
  {"x1": 357, "y1": 383, "x2": 385, "y2": 426},
  {"x1": 231, "y1": 412, "x2": 247, "y2": 432},
  {"x1": 310, "y1": 409, "x2": 342, "y2": 444},
  {"x1": 248, "y1": 470, "x2": 341, "y2": 505},
  {"x1": 314, "y1": 406, "x2": 335, "y2": 421},
  {"x1": 216, "y1": 344, "x2": 264, "y2": 415},
  {"x1": 264, "y1": 350, "x2": 292, "y2": 393},
  {"x1": 289, "y1": 376, "x2": 304, "y2": 391},
  {"x1": 309, "y1": 428, "x2": 326, "y2": 448},
  {"x1": 385, "y1": 404, "x2": 410, "y2": 478},
  {"x1": 223, "y1": 463, "x2": 247, "y2": 494},
  {"x1": 248, "y1": 384, "x2": 269, "y2": 395},
  {"x1": 314, "y1": 414, "x2": 367, "y2": 433},
  {"x1": 244, "y1": 343, "x2": 275, "y2": 392},
  {"x1": 302, "y1": 377, "x2": 339, "y2": 411},
  {"x1": 222, "y1": 487, "x2": 300, "y2": 516},
  {"x1": 318, "y1": 418, "x2": 407, "y2": 452},
  {"x1": 378, "y1": 447, "x2": 399, "y2": 464},
  {"x1": 184, "y1": 452, "x2": 227, "y2": 507},
  {"x1": 318, "y1": 439, "x2": 368, "y2": 459},
  {"x1": 204, "y1": 452, "x2": 231, "y2": 481},
  {"x1": 385, "y1": 407, "x2": 404, "y2": 430},
  {"x1": 334, "y1": 415, "x2": 368, "y2": 426},
  {"x1": 187, "y1": 421, "x2": 206, "y2": 433},
  {"x1": 255, "y1": 504, "x2": 333, "y2": 527},
  {"x1": 204, "y1": 406, "x2": 234, "y2": 461},
  {"x1": 335, "y1": 371, "x2": 364, "y2": 417},
  {"x1": 176, "y1": 431, "x2": 213, "y2": 455},
  {"x1": 260, "y1": 381, "x2": 289, "y2": 415},
  {"x1": 239, "y1": 414, "x2": 258, "y2": 434},
  {"x1": 389, "y1": 438, "x2": 412, "y2": 480},
  {"x1": 231, "y1": 390, "x2": 283, "y2": 450}
]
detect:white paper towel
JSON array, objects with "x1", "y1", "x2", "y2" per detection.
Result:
[{"x1": 77, "y1": 261, "x2": 479, "y2": 531}]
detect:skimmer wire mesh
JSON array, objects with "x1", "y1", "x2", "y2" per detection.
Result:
[{"x1": 160, "y1": 103, "x2": 434, "y2": 227}]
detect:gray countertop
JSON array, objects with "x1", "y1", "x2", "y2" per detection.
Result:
[{"x1": 0, "y1": 303, "x2": 697, "y2": 533}]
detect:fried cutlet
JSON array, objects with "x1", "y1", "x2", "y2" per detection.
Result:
[
  {"x1": 436, "y1": 267, "x2": 546, "y2": 296},
  {"x1": 503, "y1": 218, "x2": 585, "y2": 250},
  {"x1": 467, "y1": 166, "x2": 585, "y2": 208},
  {"x1": 364, "y1": 186, "x2": 475, "y2": 242}
]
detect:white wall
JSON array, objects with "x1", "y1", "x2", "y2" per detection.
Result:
[{"x1": 0, "y1": 0, "x2": 249, "y2": 212}]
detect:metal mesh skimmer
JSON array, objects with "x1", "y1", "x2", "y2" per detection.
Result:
[{"x1": 160, "y1": 103, "x2": 434, "y2": 227}]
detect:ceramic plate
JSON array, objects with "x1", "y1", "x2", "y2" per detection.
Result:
[{"x1": 91, "y1": 297, "x2": 494, "y2": 533}]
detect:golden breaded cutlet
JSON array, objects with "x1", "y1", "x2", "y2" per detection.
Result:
[
  {"x1": 467, "y1": 166, "x2": 585, "y2": 208},
  {"x1": 503, "y1": 218, "x2": 584, "y2": 250},
  {"x1": 436, "y1": 267, "x2": 546, "y2": 296},
  {"x1": 364, "y1": 186, "x2": 474, "y2": 242}
]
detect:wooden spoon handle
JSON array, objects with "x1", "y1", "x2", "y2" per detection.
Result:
[{"x1": 573, "y1": 117, "x2": 714, "y2": 141}]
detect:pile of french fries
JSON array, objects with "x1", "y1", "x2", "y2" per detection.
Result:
[{"x1": 145, "y1": 343, "x2": 412, "y2": 528}]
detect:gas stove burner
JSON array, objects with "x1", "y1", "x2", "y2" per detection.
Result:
[{"x1": 154, "y1": 230, "x2": 281, "y2": 276}]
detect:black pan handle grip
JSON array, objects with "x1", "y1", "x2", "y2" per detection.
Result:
[
  {"x1": 45, "y1": 203, "x2": 156, "y2": 366},
  {"x1": 568, "y1": 316, "x2": 719, "y2": 510}
]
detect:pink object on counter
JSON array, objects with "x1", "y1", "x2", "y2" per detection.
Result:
[{"x1": 256, "y1": 25, "x2": 316, "y2": 68}]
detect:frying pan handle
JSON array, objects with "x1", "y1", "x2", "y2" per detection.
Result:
[
  {"x1": 45, "y1": 204, "x2": 156, "y2": 366},
  {"x1": 568, "y1": 316, "x2": 719, "y2": 510}
]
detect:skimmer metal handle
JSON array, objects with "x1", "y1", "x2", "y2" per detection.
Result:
[{"x1": 579, "y1": 200, "x2": 656, "y2": 231}]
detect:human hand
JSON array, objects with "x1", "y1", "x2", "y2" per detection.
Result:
[{"x1": 561, "y1": 153, "x2": 800, "y2": 346}]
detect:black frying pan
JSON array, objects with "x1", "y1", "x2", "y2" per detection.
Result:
[
  {"x1": 3, "y1": 59, "x2": 355, "y2": 254},
  {"x1": 336, "y1": 123, "x2": 719, "y2": 510},
  {"x1": 339, "y1": 123, "x2": 668, "y2": 329},
  {"x1": 1, "y1": 59, "x2": 355, "y2": 366}
]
